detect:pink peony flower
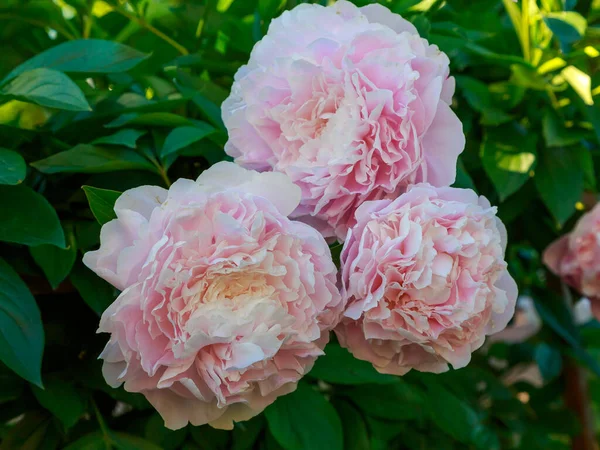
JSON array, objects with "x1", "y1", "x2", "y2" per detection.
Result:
[
  {"x1": 222, "y1": 0, "x2": 464, "y2": 241},
  {"x1": 335, "y1": 183, "x2": 517, "y2": 375},
  {"x1": 544, "y1": 204, "x2": 600, "y2": 320},
  {"x1": 83, "y1": 162, "x2": 343, "y2": 430}
]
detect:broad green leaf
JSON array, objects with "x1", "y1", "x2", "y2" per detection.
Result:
[
  {"x1": 0, "y1": 148, "x2": 26, "y2": 185},
  {"x1": 265, "y1": 383, "x2": 343, "y2": 450},
  {"x1": 259, "y1": 0, "x2": 286, "y2": 18},
  {"x1": 111, "y1": 432, "x2": 163, "y2": 450},
  {"x1": 534, "y1": 343, "x2": 562, "y2": 382},
  {"x1": 542, "y1": 111, "x2": 591, "y2": 147},
  {"x1": 32, "y1": 376, "x2": 87, "y2": 428},
  {"x1": 0, "y1": 185, "x2": 65, "y2": 247},
  {"x1": 0, "y1": 68, "x2": 91, "y2": 112},
  {"x1": 190, "y1": 426, "x2": 230, "y2": 450},
  {"x1": 562, "y1": 65, "x2": 593, "y2": 105},
  {"x1": 232, "y1": 416, "x2": 264, "y2": 450},
  {"x1": 144, "y1": 414, "x2": 188, "y2": 450},
  {"x1": 31, "y1": 144, "x2": 156, "y2": 174},
  {"x1": 161, "y1": 123, "x2": 216, "y2": 157},
  {"x1": 481, "y1": 126, "x2": 537, "y2": 201},
  {"x1": 453, "y1": 159, "x2": 477, "y2": 191},
  {"x1": 82, "y1": 186, "x2": 122, "y2": 225},
  {"x1": 70, "y1": 264, "x2": 118, "y2": 316},
  {"x1": 535, "y1": 146, "x2": 586, "y2": 225},
  {"x1": 105, "y1": 112, "x2": 197, "y2": 129},
  {"x1": 310, "y1": 343, "x2": 397, "y2": 385},
  {"x1": 30, "y1": 224, "x2": 77, "y2": 289},
  {"x1": 0, "y1": 257, "x2": 44, "y2": 387},
  {"x1": 345, "y1": 382, "x2": 424, "y2": 421},
  {"x1": 62, "y1": 432, "x2": 106, "y2": 450},
  {"x1": 333, "y1": 400, "x2": 370, "y2": 450},
  {"x1": 3, "y1": 39, "x2": 150, "y2": 83},
  {"x1": 425, "y1": 383, "x2": 499, "y2": 449},
  {"x1": 456, "y1": 76, "x2": 512, "y2": 125},
  {"x1": 510, "y1": 65, "x2": 548, "y2": 90},
  {"x1": 544, "y1": 12, "x2": 587, "y2": 52},
  {"x1": 92, "y1": 129, "x2": 147, "y2": 148}
]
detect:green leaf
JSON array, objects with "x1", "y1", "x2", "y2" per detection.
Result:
[
  {"x1": 232, "y1": 416, "x2": 264, "y2": 450},
  {"x1": 30, "y1": 224, "x2": 77, "y2": 289},
  {"x1": 265, "y1": 383, "x2": 343, "y2": 450},
  {"x1": 161, "y1": 124, "x2": 216, "y2": 157},
  {"x1": 535, "y1": 146, "x2": 586, "y2": 225},
  {"x1": 190, "y1": 426, "x2": 230, "y2": 450},
  {"x1": 544, "y1": 12, "x2": 587, "y2": 52},
  {"x1": 425, "y1": 382, "x2": 499, "y2": 449},
  {"x1": 333, "y1": 400, "x2": 370, "y2": 450},
  {"x1": 105, "y1": 112, "x2": 197, "y2": 129},
  {"x1": 3, "y1": 39, "x2": 151, "y2": 83},
  {"x1": 310, "y1": 343, "x2": 397, "y2": 385},
  {"x1": 453, "y1": 159, "x2": 477, "y2": 191},
  {"x1": 0, "y1": 148, "x2": 26, "y2": 185},
  {"x1": 144, "y1": 414, "x2": 188, "y2": 450},
  {"x1": 32, "y1": 376, "x2": 86, "y2": 428},
  {"x1": 0, "y1": 185, "x2": 65, "y2": 247},
  {"x1": 0, "y1": 68, "x2": 91, "y2": 111},
  {"x1": 535, "y1": 343, "x2": 562, "y2": 382},
  {"x1": 82, "y1": 186, "x2": 122, "y2": 225},
  {"x1": 69, "y1": 264, "x2": 117, "y2": 316},
  {"x1": 31, "y1": 144, "x2": 156, "y2": 174},
  {"x1": 481, "y1": 126, "x2": 537, "y2": 201},
  {"x1": 62, "y1": 432, "x2": 106, "y2": 450},
  {"x1": 562, "y1": 65, "x2": 593, "y2": 105},
  {"x1": 0, "y1": 257, "x2": 44, "y2": 387},
  {"x1": 345, "y1": 382, "x2": 424, "y2": 421},
  {"x1": 542, "y1": 111, "x2": 590, "y2": 147},
  {"x1": 0, "y1": 364, "x2": 25, "y2": 404},
  {"x1": 92, "y1": 129, "x2": 147, "y2": 149},
  {"x1": 259, "y1": 0, "x2": 286, "y2": 18},
  {"x1": 456, "y1": 76, "x2": 512, "y2": 125},
  {"x1": 111, "y1": 432, "x2": 163, "y2": 450}
]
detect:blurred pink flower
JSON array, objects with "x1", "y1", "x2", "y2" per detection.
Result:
[
  {"x1": 84, "y1": 162, "x2": 343, "y2": 430},
  {"x1": 222, "y1": 0, "x2": 464, "y2": 240},
  {"x1": 544, "y1": 204, "x2": 600, "y2": 320},
  {"x1": 336, "y1": 183, "x2": 517, "y2": 375}
]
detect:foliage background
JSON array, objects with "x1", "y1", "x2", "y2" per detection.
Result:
[{"x1": 1, "y1": 0, "x2": 600, "y2": 448}]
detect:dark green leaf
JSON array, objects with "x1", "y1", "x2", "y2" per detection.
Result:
[
  {"x1": 345, "y1": 382, "x2": 423, "y2": 421},
  {"x1": 0, "y1": 68, "x2": 91, "y2": 111},
  {"x1": 535, "y1": 146, "x2": 586, "y2": 225},
  {"x1": 453, "y1": 158, "x2": 477, "y2": 191},
  {"x1": 425, "y1": 383, "x2": 499, "y2": 449},
  {"x1": 0, "y1": 365, "x2": 25, "y2": 404},
  {"x1": 232, "y1": 416, "x2": 264, "y2": 450},
  {"x1": 105, "y1": 112, "x2": 197, "y2": 129},
  {"x1": 0, "y1": 148, "x2": 26, "y2": 185},
  {"x1": 310, "y1": 344, "x2": 397, "y2": 385},
  {"x1": 3, "y1": 39, "x2": 151, "y2": 82},
  {"x1": 0, "y1": 185, "x2": 65, "y2": 247},
  {"x1": 30, "y1": 223, "x2": 77, "y2": 289},
  {"x1": 334, "y1": 400, "x2": 370, "y2": 450},
  {"x1": 534, "y1": 343, "x2": 562, "y2": 382},
  {"x1": 481, "y1": 125, "x2": 537, "y2": 201},
  {"x1": 259, "y1": 0, "x2": 286, "y2": 18},
  {"x1": 69, "y1": 264, "x2": 117, "y2": 316},
  {"x1": 265, "y1": 383, "x2": 343, "y2": 450},
  {"x1": 92, "y1": 129, "x2": 147, "y2": 149},
  {"x1": 161, "y1": 124, "x2": 216, "y2": 157},
  {"x1": 542, "y1": 111, "x2": 590, "y2": 147},
  {"x1": 82, "y1": 186, "x2": 122, "y2": 225},
  {"x1": 111, "y1": 432, "x2": 163, "y2": 450},
  {"x1": 62, "y1": 432, "x2": 106, "y2": 450},
  {"x1": 0, "y1": 257, "x2": 44, "y2": 387},
  {"x1": 544, "y1": 12, "x2": 587, "y2": 52},
  {"x1": 190, "y1": 426, "x2": 230, "y2": 450},
  {"x1": 144, "y1": 414, "x2": 188, "y2": 450},
  {"x1": 32, "y1": 376, "x2": 86, "y2": 428},
  {"x1": 31, "y1": 144, "x2": 156, "y2": 174}
]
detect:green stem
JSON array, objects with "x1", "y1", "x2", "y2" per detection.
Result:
[
  {"x1": 521, "y1": 0, "x2": 531, "y2": 63},
  {"x1": 110, "y1": 4, "x2": 189, "y2": 55}
]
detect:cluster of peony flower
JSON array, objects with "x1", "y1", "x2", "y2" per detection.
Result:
[
  {"x1": 84, "y1": 0, "x2": 517, "y2": 431},
  {"x1": 544, "y1": 204, "x2": 600, "y2": 321}
]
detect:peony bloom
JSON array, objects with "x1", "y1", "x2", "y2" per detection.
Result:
[
  {"x1": 544, "y1": 203, "x2": 600, "y2": 320},
  {"x1": 335, "y1": 183, "x2": 517, "y2": 375},
  {"x1": 222, "y1": 0, "x2": 464, "y2": 240},
  {"x1": 83, "y1": 162, "x2": 342, "y2": 430}
]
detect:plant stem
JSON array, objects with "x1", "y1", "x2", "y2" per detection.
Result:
[
  {"x1": 110, "y1": 4, "x2": 189, "y2": 55},
  {"x1": 91, "y1": 398, "x2": 113, "y2": 450},
  {"x1": 521, "y1": 0, "x2": 531, "y2": 63}
]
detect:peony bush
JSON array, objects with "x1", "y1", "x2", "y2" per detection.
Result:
[{"x1": 0, "y1": 0, "x2": 599, "y2": 449}]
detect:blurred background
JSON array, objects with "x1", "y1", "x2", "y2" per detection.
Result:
[{"x1": 1, "y1": 0, "x2": 600, "y2": 449}]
